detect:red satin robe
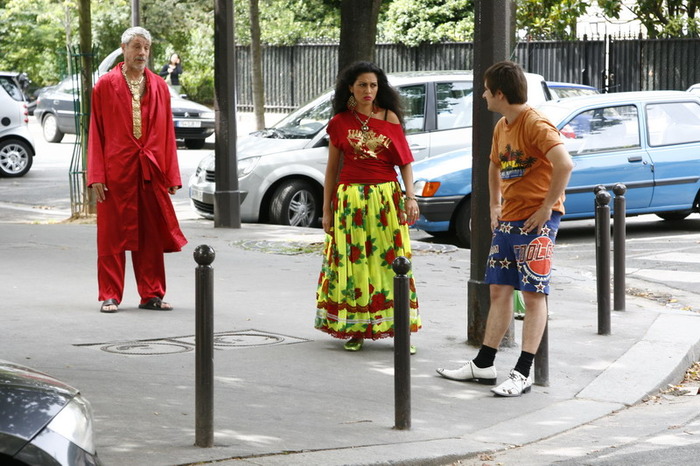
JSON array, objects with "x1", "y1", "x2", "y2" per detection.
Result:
[{"x1": 87, "y1": 64, "x2": 187, "y2": 258}]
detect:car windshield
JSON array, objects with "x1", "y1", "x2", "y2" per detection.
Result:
[
  {"x1": 0, "y1": 76, "x2": 25, "y2": 102},
  {"x1": 552, "y1": 87, "x2": 598, "y2": 98},
  {"x1": 263, "y1": 95, "x2": 333, "y2": 139}
]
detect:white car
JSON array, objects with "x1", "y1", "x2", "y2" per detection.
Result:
[
  {"x1": 0, "y1": 71, "x2": 36, "y2": 177},
  {"x1": 189, "y1": 71, "x2": 551, "y2": 226}
]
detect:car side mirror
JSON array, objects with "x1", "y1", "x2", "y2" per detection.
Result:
[{"x1": 315, "y1": 134, "x2": 329, "y2": 148}]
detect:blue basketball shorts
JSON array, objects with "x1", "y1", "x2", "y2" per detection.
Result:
[{"x1": 484, "y1": 212, "x2": 562, "y2": 295}]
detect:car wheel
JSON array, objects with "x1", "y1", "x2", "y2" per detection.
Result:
[
  {"x1": 453, "y1": 199, "x2": 471, "y2": 248},
  {"x1": 41, "y1": 113, "x2": 64, "y2": 143},
  {"x1": 269, "y1": 180, "x2": 320, "y2": 227},
  {"x1": 184, "y1": 138, "x2": 206, "y2": 150},
  {"x1": 656, "y1": 211, "x2": 691, "y2": 221},
  {"x1": 0, "y1": 139, "x2": 33, "y2": 177}
]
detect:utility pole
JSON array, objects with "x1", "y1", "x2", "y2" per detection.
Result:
[
  {"x1": 213, "y1": 0, "x2": 242, "y2": 228},
  {"x1": 468, "y1": 0, "x2": 517, "y2": 346},
  {"x1": 131, "y1": 0, "x2": 140, "y2": 26}
]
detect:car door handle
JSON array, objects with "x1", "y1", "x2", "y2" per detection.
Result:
[
  {"x1": 410, "y1": 144, "x2": 427, "y2": 152},
  {"x1": 628, "y1": 155, "x2": 643, "y2": 162}
]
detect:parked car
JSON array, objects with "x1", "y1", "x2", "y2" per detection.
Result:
[
  {"x1": 34, "y1": 76, "x2": 214, "y2": 149},
  {"x1": 687, "y1": 83, "x2": 700, "y2": 97},
  {"x1": 188, "y1": 71, "x2": 554, "y2": 224},
  {"x1": 0, "y1": 71, "x2": 36, "y2": 177},
  {"x1": 0, "y1": 359, "x2": 102, "y2": 465},
  {"x1": 547, "y1": 81, "x2": 599, "y2": 99},
  {"x1": 411, "y1": 91, "x2": 700, "y2": 247}
]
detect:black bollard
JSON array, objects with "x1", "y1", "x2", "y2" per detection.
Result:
[
  {"x1": 595, "y1": 189, "x2": 611, "y2": 335},
  {"x1": 534, "y1": 296, "x2": 549, "y2": 387},
  {"x1": 613, "y1": 183, "x2": 627, "y2": 312},
  {"x1": 194, "y1": 245, "x2": 216, "y2": 447},
  {"x1": 392, "y1": 256, "x2": 411, "y2": 431}
]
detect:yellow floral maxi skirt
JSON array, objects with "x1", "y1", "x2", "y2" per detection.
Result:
[{"x1": 315, "y1": 182, "x2": 421, "y2": 340}]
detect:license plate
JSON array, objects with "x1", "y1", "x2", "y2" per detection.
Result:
[{"x1": 177, "y1": 120, "x2": 201, "y2": 128}]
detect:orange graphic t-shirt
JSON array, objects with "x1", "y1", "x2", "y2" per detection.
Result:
[{"x1": 490, "y1": 107, "x2": 565, "y2": 221}]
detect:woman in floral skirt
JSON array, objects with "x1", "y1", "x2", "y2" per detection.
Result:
[{"x1": 315, "y1": 61, "x2": 421, "y2": 352}]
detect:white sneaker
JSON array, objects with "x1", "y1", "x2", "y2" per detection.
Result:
[
  {"x1": 491, "y1": 369, "x2": 532, "y2": 397},
  {"x1": 435, "y1": 361, "x2": 497, "y2": 385}
]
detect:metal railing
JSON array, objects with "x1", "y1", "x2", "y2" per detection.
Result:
[{"x1": 234, "y1": 36, "x2": 700, "y2": 112}]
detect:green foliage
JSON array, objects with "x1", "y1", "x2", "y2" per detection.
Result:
[
  {"x1": 233, "y1": 0, "x2": 340, "y2": 45},
  {"x1": 0, "y1": 0, "x2": 74, "y2": 86},
  {"x1": 378, "y1": 0, "x2": 474, "y2": 45},
  {"x1": 4, "y1": 0, "x2": 699, "y2": 104},
  {"x1": 516, "y1": 0, "x2": 591, "y2": 39},
  {"x1": 178, "y1": 17, "x2": 214, "y2": 105},
  {"x1": 598, "y1": 0, "x2": 700, "y2": 38}
]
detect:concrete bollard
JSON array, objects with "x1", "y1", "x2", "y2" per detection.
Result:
[
  {"x1": 392, "y1": 256, "x2": 411, "y2": 430},
  {"x1": 194, "y1": 244, "x2": 215, "y2": 448}
]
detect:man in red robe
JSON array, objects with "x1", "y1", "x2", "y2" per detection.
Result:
[{"x1": 88, "y1": 26, "x2": 187, "y2": 313}]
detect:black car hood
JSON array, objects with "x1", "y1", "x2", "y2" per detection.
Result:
[{"x1": 0, "y1": 360, "x2": 77, "y2": 453}]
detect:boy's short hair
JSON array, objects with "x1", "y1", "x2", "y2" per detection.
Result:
[{"x1": 484, "y1": 61, "x2": 528, "y2": 105}]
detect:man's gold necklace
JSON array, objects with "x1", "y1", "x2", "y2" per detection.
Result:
[
  {"x1": 121, "y1": 65, "x2": 145, "y2": 138},
  {"x1": 122, "y1": 65, "x2": 145, "y2": 100}
]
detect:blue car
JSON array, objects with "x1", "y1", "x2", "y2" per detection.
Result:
[{"x1": 412, "y1": 91, "x2": 700, "y2": 247}]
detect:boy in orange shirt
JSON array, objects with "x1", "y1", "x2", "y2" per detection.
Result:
[{"x1": 437, "y1": 61, "x2": 573, "y2": 396}]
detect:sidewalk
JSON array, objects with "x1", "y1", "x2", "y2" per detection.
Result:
[{"x1": 2, "y1": 219, "x2": 700, "y2": 466}]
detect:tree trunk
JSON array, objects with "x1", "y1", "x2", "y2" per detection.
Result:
[
  {"x1": 250, "y1": 0, "x2": 265, "y2": 130},
  {"x1": 338, "y1": 0, "x2": 382, "y2": 73}
]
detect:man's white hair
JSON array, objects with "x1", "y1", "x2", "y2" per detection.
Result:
[{"x1": 121, "y1": 27, "x2": 152, "y2": 45}]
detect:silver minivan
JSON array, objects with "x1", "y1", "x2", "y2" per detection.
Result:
[
  {"x1": 189, "y1": 71, "x2": 551, "y2": 226},
  {"x1": 0, "y1": 72, "x2": 36, "y2": 177}
]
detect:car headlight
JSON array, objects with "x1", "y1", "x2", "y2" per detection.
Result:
[
  {"x1": 238, "y1": 156, "x2": 260, "y2": 178},
  {"x1": 46, "y1": 394, "x2": 97, "y2": 455},
  {"x1": 413, "y1": 180, "x2": 441, "y2": 197},
  {"x1": 201, "y1": 111, "x2": 215, "y2": 120}
]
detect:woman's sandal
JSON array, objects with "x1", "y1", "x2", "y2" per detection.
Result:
[
  {"x1": 138, "y1": 297, "x2": 173, "y2": 311},
  {"x1": 344, "y1": 337, "x2": 364, "y2": 351},
  {"x1": 100, "y1": 299, "x2": 119, "y2": 313}
]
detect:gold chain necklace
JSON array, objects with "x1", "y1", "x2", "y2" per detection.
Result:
[
  {"x1": 121, "y1": 65, "x2": 145, "y2": 138},
  {"x1": 121, "y1": 65, "x2": 145, "y2": 99},
  {"x1": 353, "y1": 109, "x2": 374, "y2": 133}
]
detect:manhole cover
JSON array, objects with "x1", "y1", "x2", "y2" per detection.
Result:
[
  {"x1": 76, "y1": 329, "x2": 310, "y2": 356},
  {"x1": 100, "y1": 342, "x2": 193, "y2": 355}
]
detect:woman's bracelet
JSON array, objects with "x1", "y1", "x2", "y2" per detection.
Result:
[{"x1": 405, "y1": 196, "x2": 417, "y2": 201}]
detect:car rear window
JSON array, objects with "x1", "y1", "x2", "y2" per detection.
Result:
[
  {"x1": 646, "y1": 101, "x2": 700, "y2": 146},
  {"x1": 398, "y1": 84, "x2": 426, "y2": 134},
  {"x1": 436, "y1": 81, "x2": 473, "y2": 130},
  {"x1": 0, "y1": 76, "x2": 24, "y2": 102}
]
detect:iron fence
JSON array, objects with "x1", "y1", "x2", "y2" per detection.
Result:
[{"x1": 235, "y1": 36, "x2": 700, "y2": 113}]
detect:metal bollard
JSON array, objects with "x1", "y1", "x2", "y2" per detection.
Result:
[
  {"x1": 534, "y1": 296, "x2": 549, "y2": 387},
  {"x1": 595, "y1": 189, "x2": 611, "y2": 335},
  {"x1": 392, "y1": 256, "x2": 411, "y2": 431},
  {"x1": 613, "y1": 183, "x2": 627, "y2": 312},
  {"x1": 194, "y1": 245, "x2": 215, "y2": 448}
]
